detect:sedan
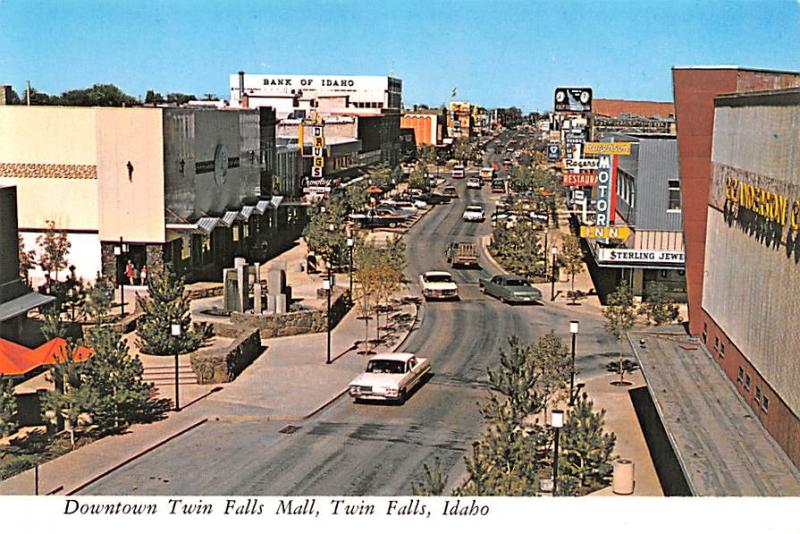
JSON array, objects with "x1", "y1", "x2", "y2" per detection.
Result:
[
  {"x1": 348, "y1": 353, "x2": 430, "y2": 404},
  {"x1": 479, "y1": 274, "x2": 543, "y2": 304},
  {"x1": 463, "y1": 205, "x2": 486, "y2": 222}
]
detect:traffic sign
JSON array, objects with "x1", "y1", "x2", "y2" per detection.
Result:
[
  {"x1": 580, "y1": 225, "x2": 631, "y2": 240},
  {"x1": 583, "y1": 142, "x2": 631, "y2": 156}
]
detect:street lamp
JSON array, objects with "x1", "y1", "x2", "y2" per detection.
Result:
[
  {"x1": 551, "y1": 409, "x2": 564, "y2": 496},
  {"x1": 113, "y1": 237, "x2": 129, "y2": 317},
  {"x1": 346, "y1": 237, "x2": 355, "y2": 299},
  {"x1": 323, "y1": 276, "x2": 333, "y2": 365},
  {"x1": 550, "y1": 246, "x2": 558, "y2": 301},
  {"x1": 170, "y1": 322, "x2": 181, "y2": 411},
  {"x1": 569, "y1": 321, "x2": 579, "y2": 406}
]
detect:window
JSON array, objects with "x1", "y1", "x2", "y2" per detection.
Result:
[
  {"x1": 702, "y1": 323, "x2": 708, "y2": 344},
  {"x1": 762, "y1": 396, "x2": 770, "y2": 413},
  {"x1": 714, "y1": 336, "x2": 719, "y2": 350},
  {"x1": 755, "y1": 386, "x2": 762, "y2": 402},
  {"x1": 744, "y1": 374, "x2": 751, "y2": 391},
  {"x1": 720, "y1": 343, "x2": 725, "y2": 358},
  {"x1": 737, "y1": 367, "x2": 744, "y2": 383},
  {"x1": 668, "y1": 180, "x2": 681, "y2": 211},
  {"x1": 232, "y1": 225, "x2": 240, "y2": 242}
]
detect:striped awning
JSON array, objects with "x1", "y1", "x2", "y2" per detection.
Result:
[
  {"x1": 270, "y1": 195, "x2": 284, "y2": 208},
  {"x1": 254, "y1": 200, "x2": 270, "y2": 215},
  {"x1": 240, "y1": 205, "x2": 255, "y2": 220},
  {"x1": 219, "y1": 211, "x2": 239, "y2": 227},
  {"x1": 196, "y1": 217, "x2": 220, "y2": 235}
]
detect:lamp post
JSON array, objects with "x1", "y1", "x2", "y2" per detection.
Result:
[
  {"x1": 113, "y1": 237, "x2": 129, "y2": 317},
  {"x1": 170, "y1": 323, "x2": 181, "y2": 411},
  {"x1": 347, "y1": 237, "x2": 355, "y2": 299},
  {"x1": 323, "y1": 276, "x2": 333, "y2": 365},
  {"x1": 551, "y1": 409, "x2": 564, "y2": 496},
  {"x1": 569, "y1": 320, "x2": 579, "y2": 406},
  {"x1": 550, "y1": 246, "x2": 558, "y2": 301}
]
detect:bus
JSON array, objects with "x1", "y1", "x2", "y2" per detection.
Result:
[
  {"x1": 480, "y1": 167, "x2": 496, "y2": 182},
  {"x1": 451, "y1": 164, "x2": 465, "y2": 179}
]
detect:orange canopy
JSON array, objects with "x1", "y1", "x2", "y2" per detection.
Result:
[{"x1": 0, "y1": 337, "x2": 93, "y2": 377}]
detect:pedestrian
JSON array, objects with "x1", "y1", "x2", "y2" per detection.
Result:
[
  {"x1": 125, "y1": 260, "x2": 135, "y2": 285},
  {"x1": 140, "y1": 264, "x2": 148, "y2": 286}
]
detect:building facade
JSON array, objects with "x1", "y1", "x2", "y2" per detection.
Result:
[
  {"x1": 702, "y1": 88, "x2": 800, "y2": 468},
  {"x1": 401, "y1": 109, "x2": 446, "y2": 147}
]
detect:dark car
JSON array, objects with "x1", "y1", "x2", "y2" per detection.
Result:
[
  {"x1": 413, "y1": 192, "x2": 451, "y2": 205},
  {"x1": 479, "y1": 275, "x2": 543, "y2": 304}
]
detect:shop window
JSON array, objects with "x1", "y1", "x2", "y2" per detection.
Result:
[
  {"x1": 744, "y1": 374, "x2": 751, "y2": 391},
  {"x1": 181, "y1": 236, "x2": 191, "y2": 260},
  {"x1": 232, "y1": 226, "x2": 240, "y2": 242},
  {"x1": 736, "y1": 367, "x2": 743, "y2": 383},
  {"x1": 762, "y1": 396, "x2": 769, "y2": 413},
  {"x1": 668, "y1": 180, "x2": 681, "y2": 211},
  {"x1": 702, "y1": 323, "x2": 708, "y2": 344},
  {"x1": 755, "y1": 387, "x2": 762, "y2": 403}
]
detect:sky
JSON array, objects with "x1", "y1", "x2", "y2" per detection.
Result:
[{"x1": 1, "y1": 0, "x2": 799, "y2": 111}]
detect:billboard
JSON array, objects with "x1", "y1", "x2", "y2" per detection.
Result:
[
  {"x1": 554, "y1": 88, "x2": 593, "y2": 112},
  {"x1": 583, "y1": 142, "x2": 632, "y2": 156},
  {"x1": 595, "y1": 155, "x2": 616, "y2": 226}
]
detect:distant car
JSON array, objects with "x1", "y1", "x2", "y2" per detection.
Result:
[
  {"x1": 442, "y1": 185, "x2": 458, "y2": 198},
  {"x1": 451, "y1": 165, "x2": 465, "y2": 179},
  {"x1": 380, "y1": 199, "x2": 418, "y2": 212},
  {"x1": 348, "y1": 353, "x2": 431, "y2": 403},
  {"x1": 413, "y1": 192, "x2": 451, "y2": 205},
  {"x1": 466, "y1": 178, "x2": 482, "y2": 189},
  {"x1": 463, "y1": 205, "x2": 485, "y2": 222},
  {"x1": 419, "y1": 271, "x2": 459, "y2": 300},
  {"x1": 479, "y1": 274, "x2": 543, "y2": 304},
  {"x1": 445, "y1": 241, "x2": 479, "y2": 268}
]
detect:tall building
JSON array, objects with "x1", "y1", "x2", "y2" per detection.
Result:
[{"x1": 401, "y1": 108, "x2": 447, "y2": 147}]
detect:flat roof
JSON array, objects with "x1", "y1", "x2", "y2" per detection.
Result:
[
  {"x1": 715, "y1": 87, "x2": 800, "y2": 107},
  {"x1": 672, "y1": 65, "x2": 800, "y2": 76},
  {"x1": 630, "y1": 330, "x2": 800, "y2": 496}
]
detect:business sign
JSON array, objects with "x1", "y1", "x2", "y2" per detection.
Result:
[
  {"x1": 564, "y1": 129, "x2": 586, "y2": 144},
  {"x1": 563, "y1": 172, "x2": 598, "y2": 187},
  {"x1": 597, "y1": 248, "x2": 685, "y2": 264},
  {"x1": 580, "y1": 225, "x2": 631, "y2": 240},
  {"x1": 584, "y1": 142, "x2": 632, "y2": 156},
  {"x1": 547, "y1": 144, "x2": 561, "y2": 161},
  {"x1": 554, "y1": 87, "x2": 593, "y2": 112},
  {"x1": 563, "y1": 158, "x2": 599, "y2": 170},
  {"x1": 595, "y1": 155, "x2": 617, "y2": 226},
  {"x1": 312, "y1": 124, "x2": 325, "y2": 178}
]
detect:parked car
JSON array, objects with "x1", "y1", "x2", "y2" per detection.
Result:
[
  {"x1": 442, "y1": 185, "x2": 458, "y2": 198},
  {"x1": 491, "y1": 179, "x2": 507, "y2": 193},
  {"x1": 479, "y1": 274, "x2": 543, "y2": 304},
  {"x1": 419, "y1": 271, "x2": 459, "y2": 300},
  {"x1": 413, "y1": 192, "x2": 451, "y2": 205},
  {"x1": 348, "y1": 353, "x2": 431, "y2": 403},
  {"x1": 380, "y1": 199, "x2": 418, "y2": 212},
  {"x1": 466, "y1": 177, "x2": 482, "y2": 189},
  {"x1": 349, "y1": 208, "x2": 412, "y2": 228},
  {"x1": 463, "y1": 205, "x2": 486, "y2": 222},
  {"x1": 446, "y1": 241, "x2": 479, "y2": 268}
]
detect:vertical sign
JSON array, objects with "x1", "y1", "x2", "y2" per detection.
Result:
[
  {"x1": 596, "y1": 155, "x2": 616, "y2": 226},
  {"x1": 311, "y1": 123, "x2": 325, "y2": 179}
]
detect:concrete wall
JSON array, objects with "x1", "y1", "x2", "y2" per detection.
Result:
[{"x1": 0, "y1": 186, "x2": 19, "y2": 287}]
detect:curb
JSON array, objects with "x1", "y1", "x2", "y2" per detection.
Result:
[{"x1": 65, "y1": 418, "x2": 209, "y2": 495}]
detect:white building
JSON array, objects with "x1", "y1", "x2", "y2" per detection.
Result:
[{"x1": 230, "y1": 72, "x2": 402, "y2": 118}]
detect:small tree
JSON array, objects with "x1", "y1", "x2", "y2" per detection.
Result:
[
  {"x1": 43, "y1": 345, "x2": 94, "y2": 448},
  {"x1": 304, "y1": 198, "x2": 348, "y2": 271},
  {"x1": 560, "y1": 393, "x2": 617, "y2": 490},
  {"x1": 412, "y1": 457, "x2": 448, "y2": 496},
  {"x1": 83, "y1": 326, "x2": 157, "y2": 433},
  {"x1": 603, "y1": 281, "x2": 637, "y2": 384},
  {"x1": 409, "y1": 161, "x2": 428, "y2": 191},
  {"x1": 82, "y1": 273, "x2": 114, "y2": 325},
  {"x1": 342, "y1": 181, "x2": 368, "y2": 213},
  {"x1": 0, "y1": 376, "x2": 19, "y2": 438},
  {"x1": 136, "y1": 261, "x2": 202, "y2": 356},
  {"x1": 560, "y1": 234, "x2": 584, "y2": 304},
  {"x1": 368, "y1": 162, "x2": 394, "y2": 190},
  {"x1": 353, "y1": 241, "x2": 381, "y2": 352},
  {"x1": 36, "y1": 220, "x2": 71, "y2": 283},
  {"x1": 640, "y1": 281, "x2": 680, "y2": 326},
  {"x1": 18, "y1": 235, "x2": 36, "y2": 287},
  {"x1": 485, "y1": 336, "x2": 542, "y2": 424},
  {"x1": 531, "y1": 332, "x2": 571, "y2": 420}
]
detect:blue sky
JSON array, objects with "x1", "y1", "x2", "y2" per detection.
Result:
[{"x1": 1, "y1": 0, "x2": 799, "y2": 111}]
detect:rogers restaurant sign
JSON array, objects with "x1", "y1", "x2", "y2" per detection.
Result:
[
  {"x1": 597, "y1": 248, "x2": 684, "y2": 264},
  {"x1": 563, "y1": 172, "x2": 597, "y2": 187}
]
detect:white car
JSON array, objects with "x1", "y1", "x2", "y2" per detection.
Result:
[
  {"x1": 466, "y1": 178, "x2": 482, "y2": 189},
  {"x1": 419, "y1": 271, "x2": 459, "y2": 300},
  {"x1": 380, "y1": 200, "x2": 418, "y2": 212},
  {"x1": 348, "y1": 353, "x2": 431, "y2": 403},
  {"x1": 463, "y1": 205, "x2": 486, "y2": 222}
]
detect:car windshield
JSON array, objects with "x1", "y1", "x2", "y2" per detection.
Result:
[
  {"x1": 466, "y1": 206, "x2": 483, "y2": 211},
  {"x1": 505, "y1": 278, "x2": 529, "y2": 287},
  {"x1": 425, "y1": 274, "x2": 453, "y2": 283},
  {"x1": 366, "y1": 359, "x2": 406, "y2": 374}
]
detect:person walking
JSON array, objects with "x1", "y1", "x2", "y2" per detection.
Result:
[
  {"x1": 140, "y1": 264, "x2": 148, "y2": 287},
  {"x1": 125, "y1": 260, "x2": 135, "y2": 285}
]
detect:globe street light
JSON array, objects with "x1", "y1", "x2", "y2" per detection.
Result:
[
  {"x1": 569, "y1": 320, "x2": 579, "y2": 406},
  {"x1": 346, "y1": 237, "x2": 355, "y2": 299},
  {"x1": 551, "y1": 409, "x2": 565, "y2": 496},
  {"x1": 170, "y1": 322, "x2": 182, "y2": 411}
]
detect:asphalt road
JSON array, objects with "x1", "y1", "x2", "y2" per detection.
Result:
[{"x1": 82, "y1": 133, "x2": 619, "y2": 496}]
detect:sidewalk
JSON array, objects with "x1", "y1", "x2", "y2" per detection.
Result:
[{"x1": 0, "y1": 257, "x2": 421, "y2": 497}]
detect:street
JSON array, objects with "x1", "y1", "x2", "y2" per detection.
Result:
[{"x1": 81, "y1": 134, "x2": 621, "y2": 496}]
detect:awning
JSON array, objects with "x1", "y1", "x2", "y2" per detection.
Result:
[
  {"x1": 270, "y1": 196, "x2": 284, "y2": 209},
  {"x1": 0, "y1": 292, "x2": 55, "y2": 323},
  {"x1": 254, "y1": 200, "x2": 270, "y2": 215},
  {"x1": 196, "y1": 217, "x2": 220, "y2": 235},
  {"x1": 239, "y1": 205, "x2": 255, "y2": 220},
  {"x1": 0, "y1": 337, "x2": 92, "y2": 377},
  {"x1": 219, "y1": 211, "x2": 239, "y2": 227}
]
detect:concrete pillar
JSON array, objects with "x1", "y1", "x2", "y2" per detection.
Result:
[
  {"x1": 274, "y1": 294, "x2": 286, "y2": 314},
  {"x1": 632, "y1": 268, "x2": 645, "y2": 297},
  {"x1": 253, "y1": 283, "x2": 262, "y2": 314}
]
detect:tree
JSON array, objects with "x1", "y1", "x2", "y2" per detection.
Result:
[
  {"x1": 453, "y1": 138, "x2": 474, "y2": 165},
  {"x1": 82, "y1": 273, "x2": 115, "y2": 325},
  {"x1": 412, "y1": 457, "x2": 448, "y2": 496},
  {"x1": 18, "y1": 235, "x2": 36, "y2": 287},
  {"x1": 2, "y1": 86, "x2": 21, "y2": 105},
  {"x1": 490, "y1": 223, "x2": 545, "y2": 280},
  {"x1": 304, "y1": 198, "x2": 348, "y2": 270},
  {"x1": 0, "y1": 376, "x2": 18, "y2": 438},
  {"x1": 373, "y1": 236, "x2": 406, "y2": 335},
  {"x1": 59, "y1": 84, "x2": 138, "y2": 107},
  {"x1": 43, "y1": 345, "x2": 94, "y2": 448},
  {"x1": 83, "y1": 326, "x2": 157, "y2": 433},
  {"x1": 418, "y1": 145, "x2": 437, "y2": 166},
  {"x1": 485, "y1": 336, "x2": 543, "y2": 424},
  {"x1": 23, "y1": 86, "x2": 58, "y2": 105},
  {"x1": 368, "y1": 162, "x2": 394, "y2": 190},
  {"x1": 145, "y1": 90, "x2": 165, "y2": 104},
  {"x1": 353, "y1": 240, "x2": 381, "y2": 352},
  {"x1": 560, "y1": 393, "x2": 617, "y2": 490},
  {"x1": 136, "y1": 261, "x2": 202, "y2": 356},
  {"x1": 531, "y1": 332, "x2": 571, "y2": 421},
  {"x1": 603, "y1": 281, "x2": 638, "y2": 384},
  {"x1": 36, "y1": 220, "x2": 71, "y2": 283},
  {"x1": 342, "y1": 181, "x2": 368, "y2": 213},
  {"x1": 409, "y1": 161, "x2": 428, "y2": 191},
  {"x1": 560, "y1": 234, "x2": 585, "y2": 304},
  {"x1": 165, "y1": 93, "x2": 197, "y2": 105},
  {"x1": 640, "y1": 281, "x2": 680, "y2": 326}
]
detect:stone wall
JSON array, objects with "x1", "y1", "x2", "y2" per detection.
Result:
[
  {"x1": 190, "y1": 327, "x2": 262, "y2": 384},
  {"x1": 229, "y1": 288, "x2": 349, "y2": 339}
]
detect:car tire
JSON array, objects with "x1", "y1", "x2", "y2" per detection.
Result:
[
  {"x1": 389, "y1": 222, "x2": 397, "y2": 228},
  {"x1": 500, "y1": 296, "x2": 507, "y2": 304},
  {"x1": 397, "y1": 388, "x2": 407, "y2": 405}
]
